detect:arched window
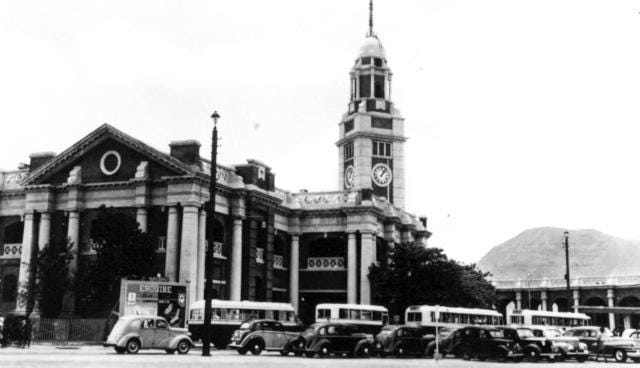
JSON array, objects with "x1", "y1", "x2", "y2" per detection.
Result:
[
  {"x1": 4, "y1": 221, "x2": 24, "y2": 243},
  {"x1": 2, "y1": 274, "x2": 17, "y2": 302}
]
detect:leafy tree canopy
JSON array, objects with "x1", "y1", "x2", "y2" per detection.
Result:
[
  {"x1": 76, "y1": 206, "x2": 155, "y2": 316},
  {"x1": 369, "y1": 242, "x2": 497, "y2": 321}
]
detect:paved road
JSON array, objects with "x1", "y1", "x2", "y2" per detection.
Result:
[{"x1": 0, "y1": 345, "x2": 633, "y2": 368}]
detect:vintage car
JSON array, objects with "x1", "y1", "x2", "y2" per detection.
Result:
[
  {"x1": 104, "y1": 315, "x2": 193, "y2": 354},
  {"x1": 496, "y1": 326, "x2": 558, "y2": 361},
  {"x1": 530, "y1": 326, "x2": 589, "y2": 362},
  {"x1": 450, "y1": 326, "x2": 523, "y2": 362},
  {"x1": 293, "y1": 322, "x2": 375, "y2": 358},
  {"x1": 374, "y1": 325, "x2": 433, "y2": 357},
  {"x1": 227, "y1": 319, "x2": 301, "y2": 355},
  {"x1": 564, "y1": 326, "x2": 640, "y2": 362}
]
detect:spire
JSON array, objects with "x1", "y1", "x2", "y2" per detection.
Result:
[{"x1": 368, "y1": 0, "x2": 375, "y2": 37}]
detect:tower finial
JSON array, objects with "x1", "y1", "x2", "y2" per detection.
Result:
[{"x1": 368, "y1": 0, "x2": 374, "y2": 37}]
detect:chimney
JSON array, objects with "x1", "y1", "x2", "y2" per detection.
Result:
[
  {"x1": 29, "y1": 152, "x2": 56, "y2": 172},
  {"x1": 419, "y1": 216, "x2": 428, "y2": 229},
  {"x1": 169, "y1": 140, "x2": 201, "y2": 166}
]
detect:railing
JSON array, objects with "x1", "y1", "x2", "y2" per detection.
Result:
[
  {"x1": 273, "y1": 254, "x2": 285, "y2": 269},
  {"x1": 32, "y1": 318, "x2": 106, "y2": 344},
  {"x1": 493, "y1": 275, "x2": 640, "y2": 289},
  {"x1": 256, "y1": 248, "x2": 264, "y2": 264},
  {"x1": 307, "y1": 257, "x2": 345, "y2": 270},
  {"x1": 1, "y1": 243, "x2": 21, "y2": 258},
  {"x1": 213, "y1": 241, "x2": 224, "y2": 258}
]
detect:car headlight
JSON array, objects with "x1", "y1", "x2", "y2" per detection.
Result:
[{"x1": 578, "y1": 343, "x2": 587, "y2": 350}]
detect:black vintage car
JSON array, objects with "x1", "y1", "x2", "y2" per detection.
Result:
[
  {"x1": 450, "y1": 326, "x2": 523, "y2": 362},
  {"x1": 496, "y1": 326, "x2": 557, "y2": 361},
  {"x1": 293, "y1": 322, "x2": 375, "y2": 358},
  {"x1": 227, "y1": 319, "x2": 301, "y2": 355},
  {"x1": 564, "y1": 326, "x2": 640, "y2": 362},
  {"x1": 374, "y1": 325, "x2": 433, "y2": 357},
  {"x1": 425, "y1": 327, "x2": 458, "y2": 357}
]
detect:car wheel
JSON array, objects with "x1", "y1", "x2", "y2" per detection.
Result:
[
  {"x1": 165, "y1": 349, "x2": 175, "y2": 354},
  {"x1": 358, "y1": 344, "x2": 372, "y2": 358},
  {"x1": 576, "y1": 356, "x2": 587, "y2": 363},
  {"x1": 114, "y1": 347, "x2": 126, "y2": 354},
  {"x1": 249, "y1": 340, "x2": 264, "y2": 355},
  {"x1": 394, "y1": 344, "x2": 406, "y2": 357},
  {"x1": 614, "y1": 349, "x2": 627, "y2": 363},
  {"x1": 177, "y1": 339, "x2": 191, "y2": 355},
  {"x1": 318, "y1": 344, "x2": 332, "y2": 358},
  {"x1": 237, "y1": 347, "x2": 248, "y2": 355},
  {"x1": 305, "y1": 351, "x2": 316, "y2": 358},
  {"x1": 525, "y1": 348, "x2": 540, "y2": 362},
  {"x1": 462, "y1": 351, "x2": 472, "y2": 361},
  {"x1": 126, "y1": 339, "x2": 140, "y2": 354}
]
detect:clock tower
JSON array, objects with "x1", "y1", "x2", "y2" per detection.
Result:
[{"x1": 337, "y1": 1, "x2": 407, "y2": 209}]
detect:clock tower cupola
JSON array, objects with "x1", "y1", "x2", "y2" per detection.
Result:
[{"x1": 337, "y1": 0, "x2": 407, "y2": 208}]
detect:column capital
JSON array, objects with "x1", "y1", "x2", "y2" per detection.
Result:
[
  {"x1": 572, "y1": 289, "x2": 580, "y2": 299},
  {"x1": 540, "y1": 290, "x2": 548, "y2": 299},
  {"x1": 607, "y1": 288, "x2": 615, "y2": 299}
]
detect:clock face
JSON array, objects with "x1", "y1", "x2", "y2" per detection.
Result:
[
  {"x1": 371, "y1": 163, "x2": 392, "y2": 187},
  {"x1": 344, "y1": 165, "x2": 355, "y2": 189}
]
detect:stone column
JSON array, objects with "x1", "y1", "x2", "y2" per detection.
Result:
[
  {"x1": 541, "y1": 290, "x2": 548, "y2": 311},
  {"x1": 165, "y1": 206, "x2": 179, "y2": 281},
  {"x1": 369, "y1": 73, "x2": 374, "y2": 98},
  {"x1": 196, "y1": 209, "x2": 206, "y2": 301},
  {"x1": 347, "y1": 232, "x2": 357, "y2": 304},
  {"x1": 360, "y1": 232, "x2": 375, "y2": 304},
  {"x1": 136, "y1": 207, "x2": 148, "y2": 233},
  {"x1": 515, "y1": 291, "x2": 522, "y2": 310},
  {"x1": 38, "y1": 212, "x2": 51, "y2": 250},
  {"x1": 230, "y1": 217, "x2": 243, "y2": 301},
  {"x1": 179, "y1": 205, "x2": 199, "y2": 306},
  {"x1": 67, "y1": 211, "x2": 80, "y2": 273},
  {"x1": 16, "y1": 212, "x2": 35, "y2": 313},
  {"x1": 289, "y1": 234, "x2": 300, "y2": 312},
  {"x1": 572, "y1": 290, "x2": 580, "y2": 313},
  {"x1": 607, "y1": 289, "x2": 615, "y2": 330}
]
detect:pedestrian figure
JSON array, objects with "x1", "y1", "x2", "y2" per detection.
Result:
[{"x1": 595, "y1": 326, "x2": 608, "y2": 362}]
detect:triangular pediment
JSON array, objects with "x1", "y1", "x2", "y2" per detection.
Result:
[{"x1": 23, "y1": 124, "x2": 196, "y2": 186}]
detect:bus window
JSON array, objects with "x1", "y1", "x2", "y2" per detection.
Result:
[
  {"x1": 266, "y1": 310, "x2": 274, "y2": 319},
  {"x1": 361, "y1": 310, "x2": 372, "y2": 320},
  {"x1": 373, "y1": 311, "x2": 382, "y2": 321},
  {"x1": 382, "y1": 313, "x2": 388, "y2": 324},
  {"x1": 317, "y1": 308, "x2": 331, "y2": 319},
  {"x1": 229, "y1": 309, "x2": 241, "y2": 320},
  {"x1": 407, "y1": 312, "x2": 422, "y2": 322},
  {"x1": 287, "y1": 312, "x2": 296, "y2": 322},
  {"x1": 339, "y1": 309, "x2": 348, "y2": 319},
  {"x1": 350, "y1": 309, "x2": 361, "y2": 320}
]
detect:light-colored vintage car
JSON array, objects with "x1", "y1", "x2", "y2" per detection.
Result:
[{"x1": 104, "y1": 315, "x2": 193, "y2": 354}]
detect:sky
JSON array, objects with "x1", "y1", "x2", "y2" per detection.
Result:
[{"x1": 1, "y1": 0, "x2": 640, "y2": 264}]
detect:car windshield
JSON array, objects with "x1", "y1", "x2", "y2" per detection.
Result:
[
  {"x1": 517, "y1": 329, "x2": 534, "y2": 338},
  {"x1": 543, "y1": 329, "x2": 562, "y2": 338},
  {"x1": 239, "y1": 322, "x2": 251, "y2": 330},
  {"x1": 488, "y1": 330, "x2": 504, "y2": 338},
  {"x1": 303, "y1": 327, "x2": 315, "y2": 335}
]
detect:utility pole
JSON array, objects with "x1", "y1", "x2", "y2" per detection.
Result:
[
  {"x1": 202, "y1": 111, "x2": 220, "y2": 357},
  {"x1": 564, "y1": 231, "x2": 570, "y2": 291}
]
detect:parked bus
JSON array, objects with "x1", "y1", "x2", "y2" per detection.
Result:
[
  {"x1": 507, "y1": 309, "x2": 590, "y2": 329},
  {"x1": 315, "y1": 303, "x2": 389, "y2": 334},
  {"x1": 405, "y1": 305, "x2": 504, "y2": 334},
  {"x1": 188, "y1": 300, "x2": 301, "y2": 348}
]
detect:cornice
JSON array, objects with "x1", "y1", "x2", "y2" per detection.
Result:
[{"x1": 335, "y1": 131, "x2": 408, "y2": 147}]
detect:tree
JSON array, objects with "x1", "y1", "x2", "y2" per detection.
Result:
[
  {"x1": 75, "y1": 206, "x2": 155, "y2": 316},
  {"x1": 369, "y1": 242, "x2": 497, "y2": 320},
  {"x1": 18, "y1": 235, "x2": 75, "y2": 318}
]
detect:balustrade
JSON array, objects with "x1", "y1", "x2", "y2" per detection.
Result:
[
  {"x1": 0, "y1": 243, "x2": 21, "y2": 258},
  {"x1": 307, "y1": 257, "x2": 345, "y2": 270}
]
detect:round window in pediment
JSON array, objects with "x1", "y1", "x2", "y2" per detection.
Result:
[{"x1": 100, "y1": 150, "x2": 122, "y2": 175}]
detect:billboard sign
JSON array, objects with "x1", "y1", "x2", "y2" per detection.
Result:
[{"x1": 119, "y1": 279, "x2": 188, "y2": 328}]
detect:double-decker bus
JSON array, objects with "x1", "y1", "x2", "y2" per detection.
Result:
[
  {"x1": 405, "y1": 305, "x2": 504, "y2": 334},
  {"x1": 315, "y1": 303, "x2": 389, "y2": 334},
  {"x1": 188, "y1": 300, "x2": 301, "y2": 348},
  {"x1": 507, "y1": 309, "x2": 590, "y2": 329}
]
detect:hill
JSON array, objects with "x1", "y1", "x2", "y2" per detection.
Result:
[{"x1": 476, "y1": 227, "x2": 640, "y2": 280}]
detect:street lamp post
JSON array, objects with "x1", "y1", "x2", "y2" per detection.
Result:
[
  {"x1": 202, "y1": 111, "x2": 220, "y2": 357},
  {"x1": 564, "y1": 230, "x2": 571, "y2": 312}
]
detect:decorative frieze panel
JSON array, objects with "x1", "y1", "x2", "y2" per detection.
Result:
[
  {"x1": 0, "y1": 243, "x2": 21, "y2": 258},
  {"x1": 213, "y1": 241, "x2": 224, "y2": 258},
  {"x1": 493, "y1": 275, "x2": 640, "y2": 290},
  {"x1": 1, "y1": 171, "x2": 27, "y2": 191},
  {"x1": 307, "y1": 257, "x2": 345, "y2": 270}
]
